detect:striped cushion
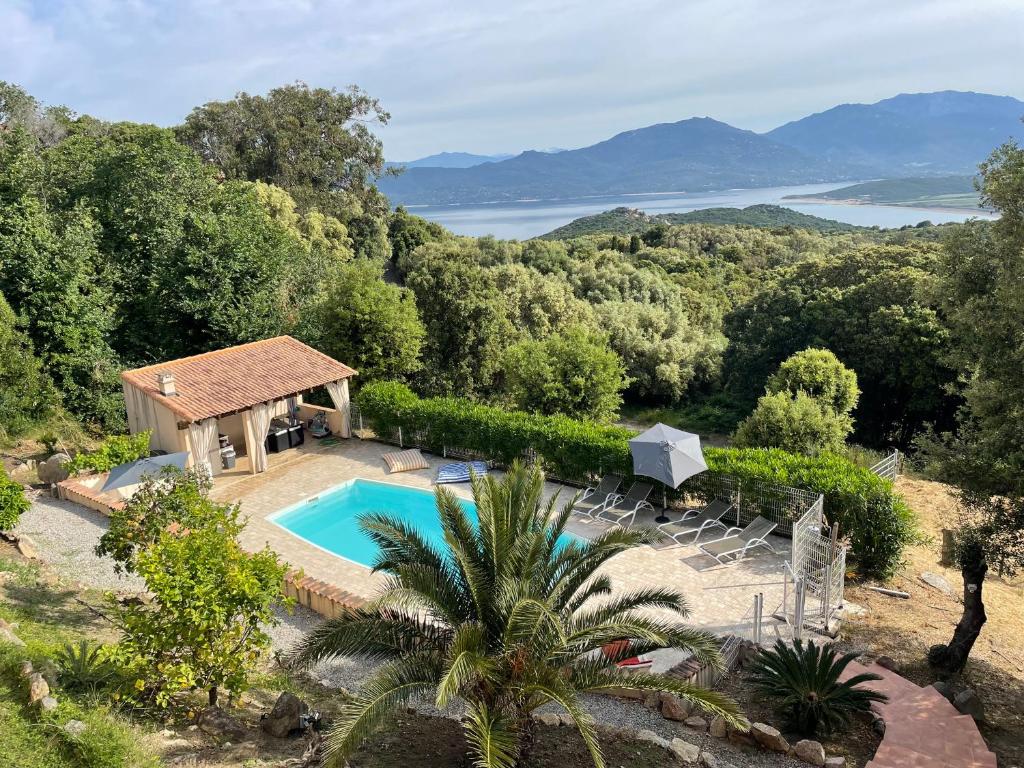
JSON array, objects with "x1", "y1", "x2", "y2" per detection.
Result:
[
  {"x1": 436, "y1": 461, "x2": 488, "y2": 484},
  {"x1": 382, "y1": 449, "x2": 429, "y2": 473}
]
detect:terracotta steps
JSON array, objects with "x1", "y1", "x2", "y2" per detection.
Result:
[{"x1": 841, "y1": 661, "x2": 996, "y2": 768}]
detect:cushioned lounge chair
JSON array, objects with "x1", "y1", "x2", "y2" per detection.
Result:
[
  {"x1": 656, "y1": 498, "x2": 735, "y2": 545},
  {"x1": 698, "y1": 516, "x2": 778, "y2": 565},
  {"x1": 572, "y1": 475, "x2": 623, "y2": 518}
]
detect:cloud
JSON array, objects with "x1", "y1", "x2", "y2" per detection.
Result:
[{"x1": 1, "y1": 0, "x2": 1022, "y2": 159}]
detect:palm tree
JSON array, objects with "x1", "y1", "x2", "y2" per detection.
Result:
[
  {"x1": 748, "y1": 639, "x2": 887, "y2": 736},
  {"x1": 290, "y1": 463, "x2": 743, "y2": 767}
]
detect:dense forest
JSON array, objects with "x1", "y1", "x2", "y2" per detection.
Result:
[{"x1": 0, "y1": 80, "x2": 1018, "y2": 465}]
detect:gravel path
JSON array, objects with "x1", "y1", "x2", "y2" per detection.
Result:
[{"x1": 15, "y1": 497, "x2": 800, "y2": 768}]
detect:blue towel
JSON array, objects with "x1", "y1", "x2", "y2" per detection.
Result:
[{"x1": 436, "y1": 461, "x2": 489, "y2": 484}]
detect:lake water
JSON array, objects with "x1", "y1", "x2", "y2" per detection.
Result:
[{"x1": 407, "y1": 183, "x2": 995, "y2": 239}]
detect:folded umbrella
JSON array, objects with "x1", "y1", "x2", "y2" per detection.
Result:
[{"x1": 100, "y1": 451, "x2": 190, "y2": 493}]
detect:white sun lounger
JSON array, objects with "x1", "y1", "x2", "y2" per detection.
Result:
[
  {"x1": 572, "y1": 475, "x2": 623, "y2": 518},
  {"x1": 698, "y1": 516, "x2": 778, "y2": 564},
  {"x1": 656, "y1": 498, "x2": 735, "y2": 545},
  {"x1": 595, "y1": 482, "x2": 655, "y2": 528}
]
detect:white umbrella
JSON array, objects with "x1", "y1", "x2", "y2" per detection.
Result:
[
  {"x1": 100, "y1": 452, "x2": 189, "y2": 493},
  {"x1": 628, "y1": 423, "x2": 707, "y2": 522}
]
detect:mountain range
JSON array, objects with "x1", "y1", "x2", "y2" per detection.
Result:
[{"x1": 377, "y1": 91, "x2": 1024, "y2": 206}]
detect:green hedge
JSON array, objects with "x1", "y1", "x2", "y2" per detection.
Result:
[
  {"x1": 66, "y1": 432, "x2": 151, "y2": 475},
  {"x1": 357, "y1": 382, "x2": 914, "y2": 576}
]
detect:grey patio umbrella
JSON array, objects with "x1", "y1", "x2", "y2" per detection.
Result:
[
  {"x1": 628, "y1": 423, "x2": 707, "y2": 522},
  {"x1": 100, "y1": 451, "x2": 189, "y2": 493}
]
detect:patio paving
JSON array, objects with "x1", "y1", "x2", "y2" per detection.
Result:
[{"x1": 211, "y1": 437, "x2": 793, "y2": 637}]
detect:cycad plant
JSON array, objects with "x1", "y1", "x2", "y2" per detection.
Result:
[
  {"x1": 54, "y1": 640, "x2": 115, "y2": 693},
  {"x1": 749, "y1": 639, "x2": 887, "y2": 736},
  {"x1": 291, "y1": 462, "x2": 743, "y2": 768}
]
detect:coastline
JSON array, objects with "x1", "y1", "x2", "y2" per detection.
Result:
[{"x1": 782, "y1": 195, "x2": 995, "y2": 217}]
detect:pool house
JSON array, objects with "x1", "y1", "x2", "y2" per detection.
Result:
[{"x1": 120, "y1": 336, "x2": 357, "y2": 477}]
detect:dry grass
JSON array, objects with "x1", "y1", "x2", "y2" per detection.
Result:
[{"x1": 841, "y1": 476, "x2": 1024, "y2": 766}]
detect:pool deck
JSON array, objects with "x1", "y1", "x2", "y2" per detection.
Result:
[{"x1": 210, "y1": 437, "x2": 792, "y2": 637}]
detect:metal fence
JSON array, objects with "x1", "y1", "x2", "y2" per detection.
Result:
[
  {"x1": 783, "y1": 495, "x2": 846, "y2": 635},
  {"x1": 869, "y1": 449, "x2": 902, "y2": 481}
]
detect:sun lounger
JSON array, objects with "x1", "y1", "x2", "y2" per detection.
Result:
[
  {"x1": 656, "y1": 498, "x2": 735, "y2": 545},
  {"x1": 601, "y1": 640, "x2": 653, "y2": 671},
  {"x1": 595, "y1": 482, "x2": 654, "y2": 528},
  {"x1": 698, "y1": 516, "x2": 778, "y2": 564},
  {"x1": 572, "y1": 475, "x2": 622, "y2": 517},
  {"x1": 435, "y1": 460, "x2": 489, "y2": 484}
]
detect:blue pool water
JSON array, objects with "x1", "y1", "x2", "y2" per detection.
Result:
[{"x1": 269, "y1": 478, "x2": 578, "y2": 567}]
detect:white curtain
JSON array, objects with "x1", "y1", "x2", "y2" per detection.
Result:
[
  {"x1": 188, "y1": 417, "x2": 218, "y2": 477},
  {"x1": 244, "y1": 401, "x2": 275, "y2": 473},
  {"x1": 325, "y1": 379, "x2": 351, "y2": 438}
]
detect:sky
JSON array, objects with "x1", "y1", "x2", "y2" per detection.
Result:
[{"x1": 3, "y1": 0, "x2": 1023, "y2": 160}]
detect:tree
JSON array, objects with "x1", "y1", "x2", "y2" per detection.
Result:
[
  {"x1": 388, "y1": 205, "x2": 446, "y2": 264},
  {"x1": 0, "y1": 291, "x2": 55, "y2": 440},
  {"x1": 733, "y1": 390, "x2": 851, "y2": 455},
  {"x1": 101, "y1": 470, "x2": 288, "y2": 707},
  {"x1": 309, "y1": 261, "x2": 425, "y2": 383},
  {"x1": 290, "y1": 463, "x2": 741, "y2": 768},
  {"x1": 767, "y1": 348, "x2": 859, "y2": 416},
  {"x1": 499, "y1": 326, "x2": 628, "y2": 422},
  {"x1": 928, "y1": 141, "x2": 1024, "y2": 675}
]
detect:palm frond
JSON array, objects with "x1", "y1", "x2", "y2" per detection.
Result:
[
  {"x1": 462, "y1": 701, "x2": 520, "y2": 768},
  {"x1": 436, "y1": 622, "x2": 495, "y2": 709}
]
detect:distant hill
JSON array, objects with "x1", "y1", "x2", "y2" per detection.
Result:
[
  {"x1": 379, "y1": 91, "x2": 1023, "y2": 206},
  {"x1": 783, "y1": 175, "x2": 983, "y2": 210},
  {"x1": 379, "y1": 118, "x2": 861, "y2": 205},
  {"x1": 388, "y1": 151, "x2": 514, "y2": 169},
  {"x1": 539, "y1": 204, "x2": 864, "y2": 239},
  {"x1": 767, "y1": 92, "x2": 1024, "y2": 175}
]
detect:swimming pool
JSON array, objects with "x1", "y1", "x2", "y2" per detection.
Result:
[{"x1": 269, "y1": 478, "x2": 580, "y2": 568}]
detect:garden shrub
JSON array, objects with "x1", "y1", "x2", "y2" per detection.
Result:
[
  {"x1": 733, "y1": 390, "x2": 852, "y2": 455},
  {"x1": 0, "y1": 465, "x2": 29, "y2": 531},
  {"x1": 65, "y1": 431, "x2": 151, "y2": 475},
  {"x1": 357, "y1": 382, "x2": 914, "y2": 576}
]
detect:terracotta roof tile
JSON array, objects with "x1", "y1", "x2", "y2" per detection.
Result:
[{"x1": 121, "y1": 336, "x2": 356, "y2": 423}]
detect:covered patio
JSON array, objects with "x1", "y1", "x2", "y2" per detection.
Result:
[{"x1": 120, "y1": 336, "x2": 357, "y2": 476}]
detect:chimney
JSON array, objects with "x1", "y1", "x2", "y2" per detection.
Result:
[{"x1": 156, "y1": 372, "x2": 178, "y2": 397}]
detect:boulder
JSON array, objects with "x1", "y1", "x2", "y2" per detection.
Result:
[
  {"x1": 19, "y1": 660, "x2": 34, "y2": 678},
  {"x1": 37, "y1": 453, "x2": 71, "y2": 484},
  {"x1": 709, "y1": 716, "x2": 728, "y2": 738},
  {"x1": 643, "y1": 691, "x2": 662, "y2": 710},
  {"x1": 535, "y1": 712, "x2": 560, "y2": 727},
  {"x1": 196, "y1": 706, "x2": 248, "y2": 742},
  {"x1": 0, "y1": 619, "x2": 25, "y2": 647},
  {"x1": 261, "y1": 691, "x2": 309, "y2": 738},
  {"x1": 919, "y1": 572, "x2": 954, "y2": 596},
  {"x1": 750, "y1": 722, "x2": 789, "y2": 753},
  {"x1": 871, "y1": 714, "x2": 886, "y2": 736},
  {"x1": 684, "y1": 715, "x2": 708, "y2": 731},
  {"x1": 39, "y1": 696, "x2": 58, "y2": 711},
  {"x1": 793, "y1": 739, "x2": 826, "y2": 766},
  {"x1": 557, "y1": 713, "x2": 574, "y2": 727},
  {"x1": 660, "y1": 692, "x2": 692, "y2": 721},
  {"x1": 15, "y1": 535, "x2": 38, "y2": 560},
  {"x1": 669, "y1": 738, "x2": 700, "y2": 764},
  {"x1": 875, "y1": 655, "x2": 900, "y2": 673},
  {"x1": 636, "y1": 729, "x2": 671, "y2": 749},
  {"x1": 931, "y1": 680, "x2": 954, "y2": 702},
  {"x1": 727, "y1": 722, "x2": 755, "y2": 747},
  {"x1": 700, "y1": 751, "x2": 719, "y2": 768},
  {"x1": 953, "y1": 689, "x2": 985, "y2": 722},
  {"x1": 824, "y1": 757, "x2": 846, "y2": 768},
  {"x1": 63, "y1": 720, "x2": 87, "y2": 738},
  {"x1": 27, "y1": 672, "x2": 49, "y2": 704}
]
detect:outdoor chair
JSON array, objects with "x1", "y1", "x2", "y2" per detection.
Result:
[
  {"x1": 600, "y1": 640, "x2": 653, "y2": 672},
  {"x1": 698, "y1": 515, "x2": 778, "y2": 565},
  {"x1": 595, "y1": 482, "x2": 655, "y2": 528},
  {"x1": 571, "y1": 475, "x2": 622, "y2": 518},
  {"x1": 656, "y1": 498, "x2": 736, "y2": 546}
]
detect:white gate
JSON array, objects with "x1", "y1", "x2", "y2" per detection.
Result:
[{"x1": 782, "y1": 495, "x2": 846, "y2": 636}]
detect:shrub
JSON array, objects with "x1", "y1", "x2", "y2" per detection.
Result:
[
  {"x1": 749, "y1": 639, "x2": 886, "y2": 736},
  {"x1": 0, "y1": 465, "x2": 29, "y2": 531},
  {"x1": 66, "y1": 432, "x2": 151, "y2": 475},
  {"x1": 356, "y1": 382, "x2": 914, "y2": 576},
  {"x1": 767, "y1": 348, "x2": 860, "y2": 415},
  {"x1": 54, "y1": 640, "x2": 116, "y2": 694},
  {"x1": 59, "y1": 706, "x2": 160, "y2": 768},
  {"x1": 733, "y1": 391, "x2": 852, "y2": 455}
]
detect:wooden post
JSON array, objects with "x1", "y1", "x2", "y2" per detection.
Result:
[{"x1": 940, "y1": 529, "x2": 956, "y2": 566}]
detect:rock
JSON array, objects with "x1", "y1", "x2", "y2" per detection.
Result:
[
  {"x1": 196, "y1": 706, "x2": 248, "y2": 742},
  {"x1": 535, "y1": 712, "x2": 560, "y2": 727},
  {"x1": 37, "y1": 453, "x2": 71, "y2": 484},
  {"x1": 15, "y1": 535, "x2": 39, "y2": 560},
  {"x1": 159, "y1": 729, "x2": 176, "y2": 739},
  {"x1": 709, "y1": 716, "x2": 728, "y2": 738},
  {"x1": 670, "y1": 737, "x2": 700, "y2": 763},
  {"x1": 262, "y1": 691, "x2": 309, "y2": 738},
  {"x1": 27, "y1": 672, "x2": 49, "y2": 704},
  {"x1": 660, "y1": 692, "x2": 692, "y2": 721},
  {"x1": 19, "y1": 660, "x2": 34, "y2": 678},
  {"x1": 636, "y1": 729, "x2": 671, "y2": 749},
  {"x1": 871, "y1": 714, "x2": 886, "y2": 736},
  {"x1": 643, "y1": 691, "x2": 661, "y2": 710},
  {"x1": 727, "y1": 721, "x2": 755, "y2": 747},
  {"x1": 700, "y1": 751, "x2": 719, "y2": 768},
  {"x1": 794, "y1": 739, "x2": 826, "y2": 766},
  {"x1": 39, "y1": 695, "x2": 58, "y2": 711},
  {"x1": 557, "y1": 713, "x2": 574, "y2": 727},
  {"x1": 163, "y1": 738, "x2": 192, "y2": 750},
  {"x1": 842, "y1": 601, "x2": 867, "y2": 617},
  {"x1": 931, "y1": 680, "x2": 954, "y2": 702},
  {"x1": 0, "y1": 620, "x2": 25, "y2": 647},
  {"x1": 750, "y1": 722, "x2": 790, "y2": 753},
  {"x1": 824, "y1": 757, "x2": 846, "y2": 768},
  {"x1": 684, "y1": 715, "x2": 708, "y2": 731},
  {"x1": 919, "y1": 572, "x2": 954, "y2": 596},
  {"x1": 953, "y1": 689, "x2": 985, "y2": 722},
  {"x1": 63, "y1": 719, "x2": 87, "y2": 738},
  {"x1": 875, "y1": 655, "x2": 900, "y2": 673}
]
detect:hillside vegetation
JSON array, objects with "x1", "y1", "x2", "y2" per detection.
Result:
[{"x1": 785, "y1": 176, "x2": 983, "y2": 209}]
